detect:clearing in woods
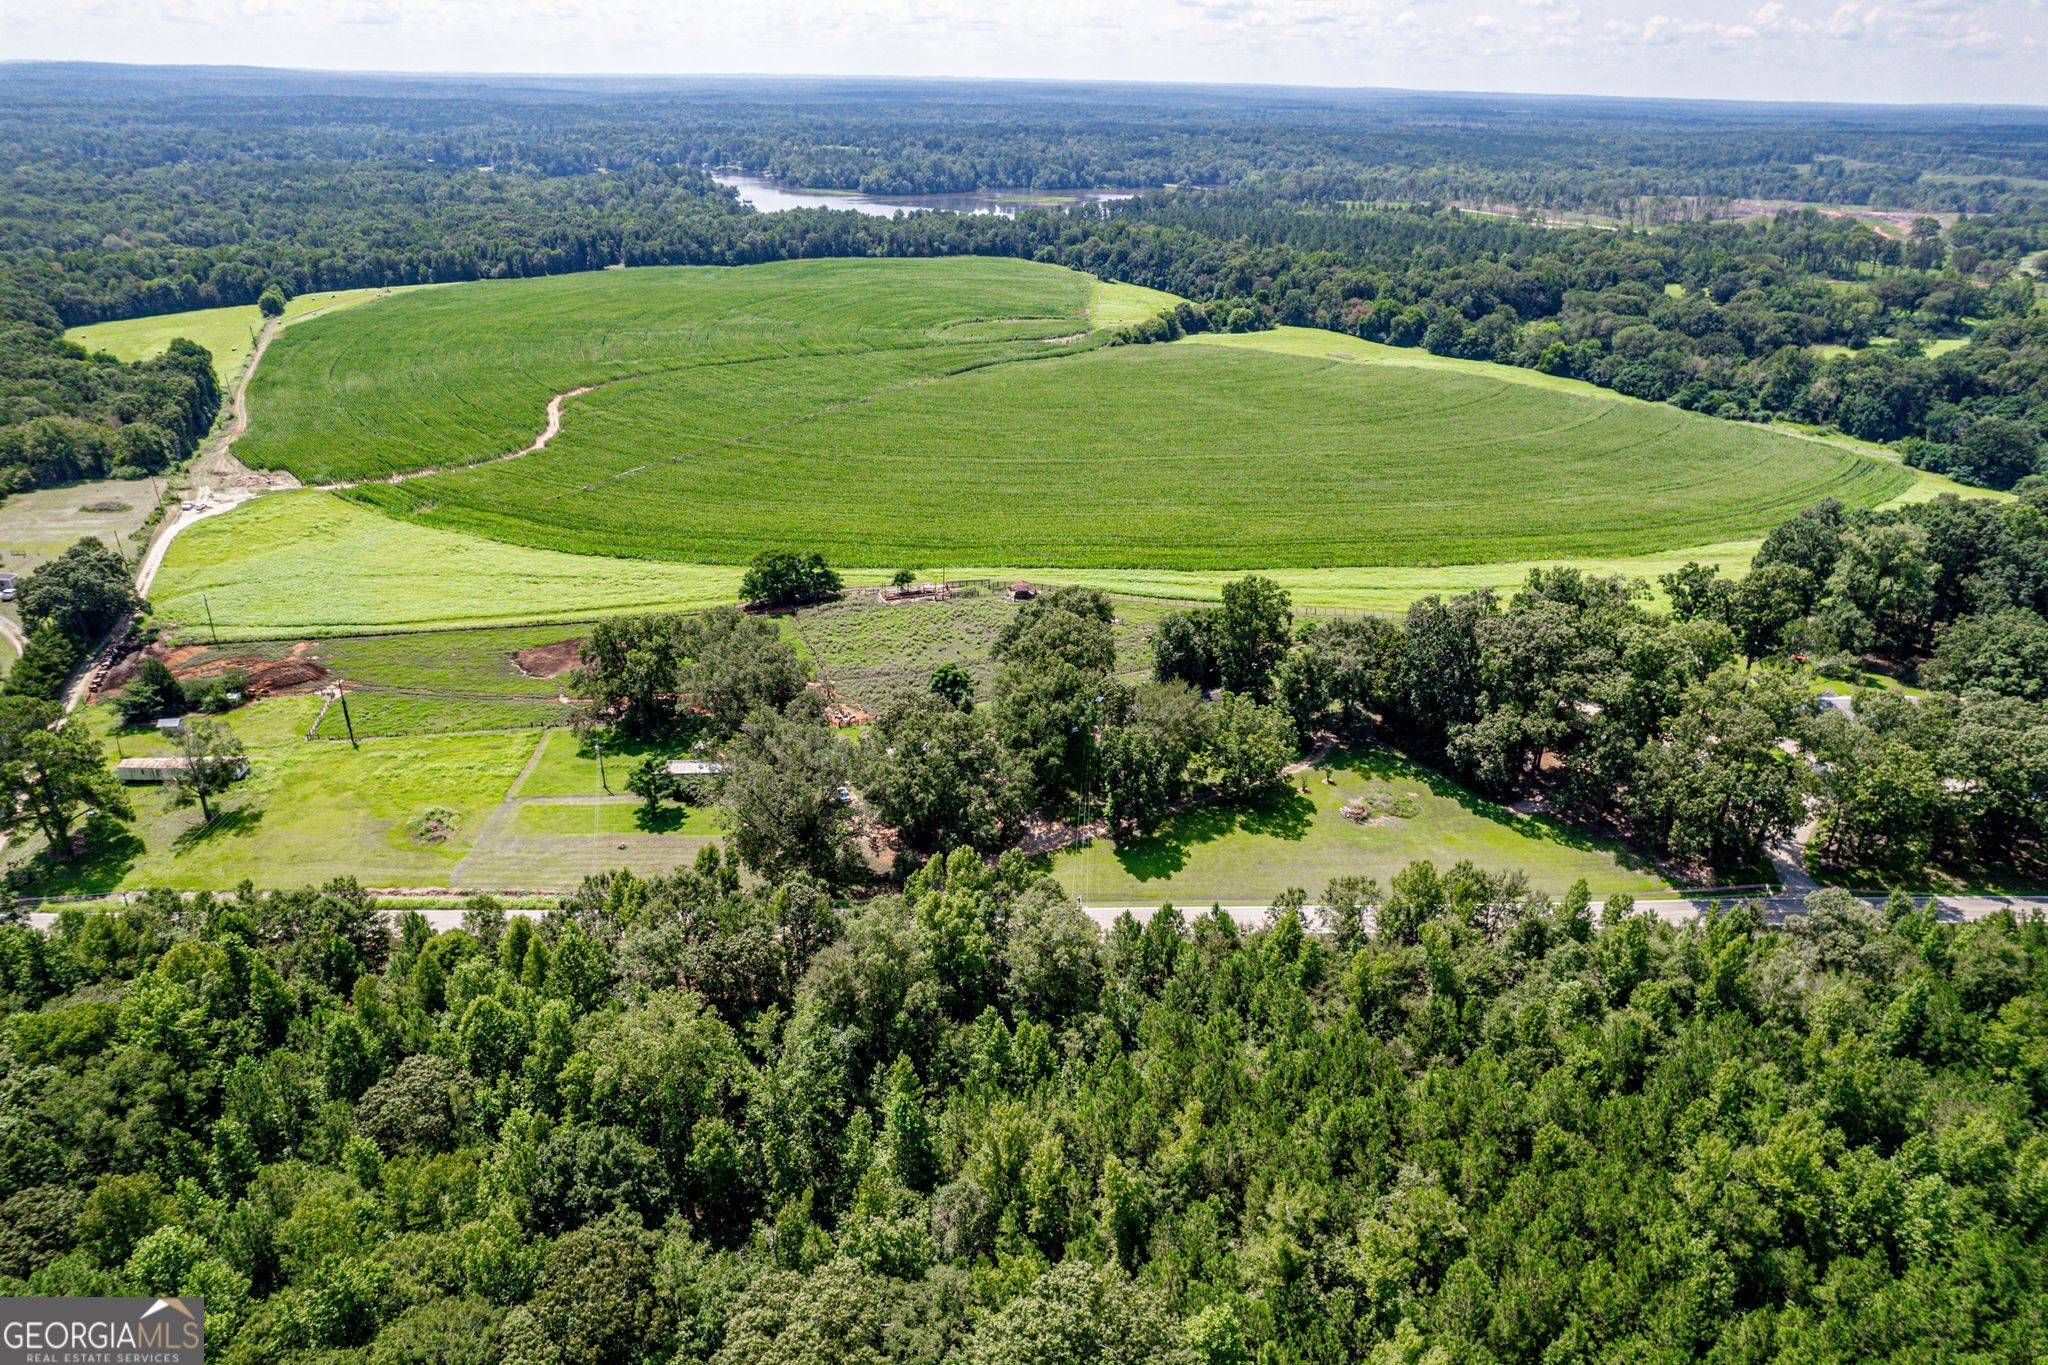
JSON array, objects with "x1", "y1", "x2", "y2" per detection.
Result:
[
  {"x1": 64, "y1": 285, "x2": 444, "y2": 388},
  {"x1": 234, "y1": 256, "x2": 1913, "y2": 571},
  {"x1": 1054, "y1": 746, "x2": 1671, "y2": 905}
]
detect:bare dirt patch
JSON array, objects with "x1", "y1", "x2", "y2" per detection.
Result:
[
  {"x1": 512, "y1": 638, "x2": 583, "y2": 679},
  {"x1": 105, "y1": 639, "x2": 330, "y2": 697},
  {"x1": 1724, "y1": 198, "x2": 1953, "y2": 239}
]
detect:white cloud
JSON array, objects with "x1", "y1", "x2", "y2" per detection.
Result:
[{"x1": 6, "y1": 0, "x2": 2045, "y2": 104}]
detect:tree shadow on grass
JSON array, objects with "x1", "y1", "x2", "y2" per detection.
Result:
[
  {"x1": 1110, "y1": 785, "x2": 1316, "y2": 883},
  {"x1": 571, "y1": 731, "x2": 689, "y2": 765},
  {"x1": 172, "y1": 806, "x2": 265, "y2": 850},
  {"x1": 9, "y1": 815, "x2": 144, "y2": 896},
  {"x1": 631, "y1": 804, "x2": 690, "y2": 834},
  {"x1": 1325, "y1": 745, "x2": 1659, "y2": 876}
]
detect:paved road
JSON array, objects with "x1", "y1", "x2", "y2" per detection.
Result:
[{"x1": 26, "y1": 891, "x2": 2047, "y2": 934}]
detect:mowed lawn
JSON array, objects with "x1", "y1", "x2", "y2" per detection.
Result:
[
  {"x1": 6, "y1": 700, "x2": 539, "y2": 894},
  {"x1": 4, "y1": 700, "x2": 723, "y2": 894},
  {"x1": 356, "y1": 333, "x2": 1911, "y2": 569},
  {"x1": 1054, "y1": 747, "x2": 1669, "y2": 906}
]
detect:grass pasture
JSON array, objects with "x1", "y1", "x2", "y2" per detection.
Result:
[
  {"x1": 145, "y1": 622, "x2": 579, "y2": 738},
  {"x1": 788, "y1": 583, "x2": 1177, "y2": 711},
  {"x1": 65, "y1": 285, "x2": 443, "y2": 388},
  {"x1": 0, "y1": 477, "x2": 160, "y2": 656},
  {"x1": 148, "y1": 492, "x2": 767, "y2": 639},
  {"x1": 0, "y1": 476, "x2": 158, "y2": 576},
  {"x1": 4, "y1": 698, "x2": 722, "y2": 895},
  {"x1": 1054, "y1": 746, "x2": 1669, "y2": 906},
  {"x1": 311, "y1": 693, "x2": 566, "y2": 740}
]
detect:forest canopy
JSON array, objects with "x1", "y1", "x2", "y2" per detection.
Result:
[{"x1": 0, "y1": 862, "x2": 2043, "y2": 1362}]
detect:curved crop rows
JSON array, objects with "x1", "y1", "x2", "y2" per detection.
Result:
[{"x1": 247, "y1": 256, "x2": 1912, "y2": 570}]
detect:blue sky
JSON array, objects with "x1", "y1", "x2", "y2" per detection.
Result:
[{"x1": 14, "y1": 0, "x2": 2045, "y2": 105}]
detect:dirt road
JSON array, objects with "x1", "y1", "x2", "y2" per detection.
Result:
[
  {"x1": 315, "y1": 382, "x2": 599, "y2": 491},
  {"x1": 25, "y1": 891, "x2": 2048, "y2": 934}
]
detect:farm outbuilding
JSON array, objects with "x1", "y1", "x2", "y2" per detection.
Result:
[{"x1": 116, "y1": 755, "x2": 251, "y2": 784}]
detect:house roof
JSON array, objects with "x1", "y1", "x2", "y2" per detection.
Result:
[{"x1": 115, "y1": 755, "x2": 248, "y2": 773}]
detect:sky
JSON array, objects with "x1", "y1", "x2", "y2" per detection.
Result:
[{"x1": 8, "y1": 0, "x2": 2045, "y2": 106}]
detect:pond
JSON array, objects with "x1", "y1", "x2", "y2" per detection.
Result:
[{"x1": 709, "y1": 170, "x2": 1137, "y2": 217}]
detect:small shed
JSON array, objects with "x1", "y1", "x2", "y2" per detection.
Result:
[
  {"x1": 155, "y1": 717, "x2": 187, "y2": 736},
  {"x1": 115, "y1": 755, "x2": 250, "y2": 785},
  {"x1": 1009, "y1": 581, "x2": 1037, "y2": 601}
]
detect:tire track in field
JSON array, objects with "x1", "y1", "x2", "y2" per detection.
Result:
[{"x1": 317, "y1": 334, "x2": 1085, "y2": 496}]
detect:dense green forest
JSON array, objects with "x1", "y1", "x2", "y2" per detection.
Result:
[
  {"x1": 2, "y1": 861, "x2": 2044, "y2": 1362},
  {"x1": 0, "y1": 295, "x2": 217, "y2": 492}
]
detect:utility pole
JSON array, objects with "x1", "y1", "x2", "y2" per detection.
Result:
[
  {"x1": 338, "y1": 688, "x2": 357, "y2": 747},
  {"x1": 203, "y1": 594, "x2": 220, "y2": 647},
  {"x1": 595, "y1": 738, "x2": 608, "y2": 793}
]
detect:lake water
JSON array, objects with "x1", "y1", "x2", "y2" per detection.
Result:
[{"x1": 710, "y1": 171, "x2": 1136, "y2": 217}]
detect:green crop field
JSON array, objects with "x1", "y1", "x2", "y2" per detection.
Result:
[
  {"x1": 350, "y1": 334, "x2": 1910, "y2": 569},
  {"x1": 240, "y1": 258, "x2": 1100, "y2": 483},
  {"x1": 235, "y1": 256, "x2": 1912, "y2": 572}
]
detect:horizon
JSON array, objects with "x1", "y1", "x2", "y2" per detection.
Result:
[
  {"x1": 8, "y1": 0, "x2": 2044, "y2": 108},
  {"x1": 7, "y1": 57, "x2": 2047, "y2": 116}
]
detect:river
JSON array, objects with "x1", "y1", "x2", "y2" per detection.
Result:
[{"x1": 710, "y1": 171, "x2": 1137, "y2": 217}]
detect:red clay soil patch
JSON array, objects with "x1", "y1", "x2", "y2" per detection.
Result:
[
  {"x1": 105, "y1": 640, "x2": 330, "y2": 698},
  {"x1": 805, "y1": 680, "x2": 875, "y2": 728},
  {"x1": 512, "y1": 638, "x2": 583, "y2": 679}
]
